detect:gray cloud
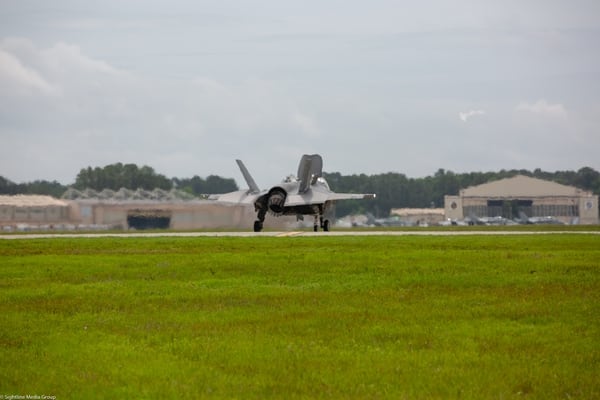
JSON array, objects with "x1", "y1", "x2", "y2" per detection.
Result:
[
  {"x1": 0, "y1": 38, "x2": 329, "y2": 184},
  {"x1": 1, "y1": 1, "x2": 599, "y2": 187},
  {"x1": 516, "y1": 99, "x2": 567, "y2": 118}
]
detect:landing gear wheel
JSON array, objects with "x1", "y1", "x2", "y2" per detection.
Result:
[
  {"x1": 253, "y1": 220, "x2": 263, "y2": 232},
  {"x1": 313, "y1": 224, "x2": 319, "y2": 232},
  {"x1": 323, "y1": 219, "x2": 330, "y2": 232}
]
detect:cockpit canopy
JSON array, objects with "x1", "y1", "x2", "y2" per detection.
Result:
[{"x1": 281, "y1": 175, "x2": 329, "y2": 190}]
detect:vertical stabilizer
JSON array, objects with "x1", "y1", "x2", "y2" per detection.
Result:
[
  {"x1": 297, "y1": 154, "x2": 323, "y2": 193},
  {"x1": 236, "y1": 160, "x2": 260, "y2": 194}
]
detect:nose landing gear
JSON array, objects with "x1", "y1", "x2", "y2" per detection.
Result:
[{"x1": 254, "y1": 209, "x2": 266, "y2": 232}]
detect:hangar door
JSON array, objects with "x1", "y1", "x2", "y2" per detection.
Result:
[
  {"x1": 486, "y1": 200, "x2": 533, "y2": 219},
  {"x1": 127, "y1": 209, "x2": 171, "y2": 230}
]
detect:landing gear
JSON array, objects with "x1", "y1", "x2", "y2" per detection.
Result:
[
  {"x1": 254, "y1": 209, "x2": 266, "y2": 232},
  {"x1": 313, "y1": 215, "x2": 330, "y2": 232},
  {"x1": 253, "y1": 205, "x2": 331, "y2": 233}
]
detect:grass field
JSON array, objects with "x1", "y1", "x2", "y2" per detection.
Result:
[{"x1": 1, "y1": 234, "x2": 598, "y2": 399}]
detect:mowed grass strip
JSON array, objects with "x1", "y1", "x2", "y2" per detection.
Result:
[{"x1": 1, "y1": 235, "x2": 598, "y2": 399}]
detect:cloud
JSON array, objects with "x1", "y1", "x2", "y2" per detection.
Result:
[
  {"x1": 1, "y1": 20, "x2": 598, "y2": 185},
  {"x1": 516, "y1": 99, "x2": 567, "y2": 118},
  {"x1": 459, "y1": 109, "x2": 485, "y2": 122},
  {"x1": 0, "y1": 37, "x2": 329, "y2": 184},
  {"x1": 41, "y1": 42, "x2": 121, "y2": 76},
  {"x1": 0, "y1": 37, "x2": 128, "y2": 100},
  {"x1": 0, "y1": 48, "x2": 57, "y2": 95}
]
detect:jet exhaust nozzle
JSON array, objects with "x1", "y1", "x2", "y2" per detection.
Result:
[{"x1": 268, "y1": 189, "x2": 286, "y2": 214}]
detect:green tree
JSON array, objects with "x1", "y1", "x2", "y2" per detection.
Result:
[
  {"x1": 174, "y1": 175, "x2": 238, "y2": 195},
  {"x1": 0, "y1": 176, "x2": 17, "y2": 195},
  {"x1": 0, "y1": 176, "x2": 67, "y2": 197},
  {"x1": 73, "y1": 163, "x2": 172, "y2": 191}
]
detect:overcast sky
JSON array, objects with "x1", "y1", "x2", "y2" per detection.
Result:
[{"x1": 1, "y1": 1, "x2": 599, "y2": 188}]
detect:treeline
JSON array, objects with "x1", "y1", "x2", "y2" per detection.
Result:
[
  {"x1": 74, "y1": 164, "x2": 172, "y2": 191},
  {"x1": 0, "y1": 176, "x2": 66, "y2": 198},
  {"x1": 0, "y1": 163, "x2": 238, "y2": 198},
  {"x1": 172, "y1": 175, "x2": 238, "y2": 196},
  {"x1": 2, "y1": 164, "x2": 599, "y2": 217},
  {"x1": 73, "y1": 163, "x2": 238, "y2": 195}
]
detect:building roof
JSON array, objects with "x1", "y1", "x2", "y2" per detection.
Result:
[
  {"x1": 460, "y1": 175, "x2": 589, "y2": 197},
  {"x1": 0, "y1": 195, "x2": 69, "y2": 207}
]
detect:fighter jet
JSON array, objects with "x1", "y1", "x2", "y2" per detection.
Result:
[{"x1": 210, "y1": 154, "x2": 376, "y2": 232}]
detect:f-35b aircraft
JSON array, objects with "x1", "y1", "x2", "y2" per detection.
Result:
[{"x1": 210, "y1": 154, "x2": 376, "y2": 232}]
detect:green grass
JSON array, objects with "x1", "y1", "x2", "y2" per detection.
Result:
[{"x1": 1, "y1": 235, "x2": 599, "y2": 399}]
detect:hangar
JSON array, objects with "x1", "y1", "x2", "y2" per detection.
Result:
[
  {"x1": 71, "y1": 199, "x2": 268, "y2": 230},
  {"x1": 71, "y1": 200, "x2": 299, "y2": 230},
  {"x1": 444, "y1": 175, "x2": 599, "y2": 224},
  {"x1": 64, "y1": 188, "x2": 296, "y2": 230}
]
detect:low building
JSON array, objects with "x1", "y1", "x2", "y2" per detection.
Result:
[
  {"x1": 70, "y1": 199, "x2": 295, "y2": 230},
  {"x1": 444, "y1": 175, "x2": 599, "y2": 224},
  {"x1": 0, "y1": 195, "x2": 71, "y2": 228}
]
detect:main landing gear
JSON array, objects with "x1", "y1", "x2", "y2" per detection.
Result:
[
  {"x1": 253, "y1": 209, "x2": 266, "y2": 232},
  {"x1": 252, "y1": 206, "x2": 331, "y2": 233},
  {"x1": 313, "y1": 215, "x2": 330, "y2": 232}
]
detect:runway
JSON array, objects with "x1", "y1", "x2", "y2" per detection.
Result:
[{"x1": 1, "y1": 230, "x2": 599, "y2": 239}]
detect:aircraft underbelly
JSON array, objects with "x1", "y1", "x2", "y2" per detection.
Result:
[{"x1": 281, "y1": 204, "x2": 321, "y2": 216}]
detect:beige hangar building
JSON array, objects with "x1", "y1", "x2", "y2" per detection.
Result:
[{"x1": 444, "y1": 175, "x2": 599, "y2": 224}]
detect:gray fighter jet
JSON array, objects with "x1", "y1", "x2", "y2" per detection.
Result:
[{"x1": 210, "y1": 154, "x2": 376, "y2": 232}]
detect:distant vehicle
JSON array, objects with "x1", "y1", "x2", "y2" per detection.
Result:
[
  {"x1": 210, "y1": 154, "x2": 376, "y2": 232},
  {"x1": 366, "y1": 212, "x2": 411, "y2": 227},
  {"x1": 478, "y1": 216, "x2": 518, "y2": 226},
  {"x1": 463, "y1": 214, "x2": 517, "y2": 226},
  {"x1": 438, "y1": 218, "x2": 468, "y2": 226}
]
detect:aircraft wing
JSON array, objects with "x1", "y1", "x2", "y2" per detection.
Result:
[
  {"x1": 208, "y1": 190, "x2": 262, "y2": 204},
  {"x1": 285, "y1": 191, "x2": 375, "y2": 207}
]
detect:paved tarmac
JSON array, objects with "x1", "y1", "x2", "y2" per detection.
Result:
[{"x1": 1, "y1": 230, "x2": 599, "y2": 239}]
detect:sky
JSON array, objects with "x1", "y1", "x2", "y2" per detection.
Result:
[{"x1": 1, "y1": 0, "x2": 599, "y2": 188}]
